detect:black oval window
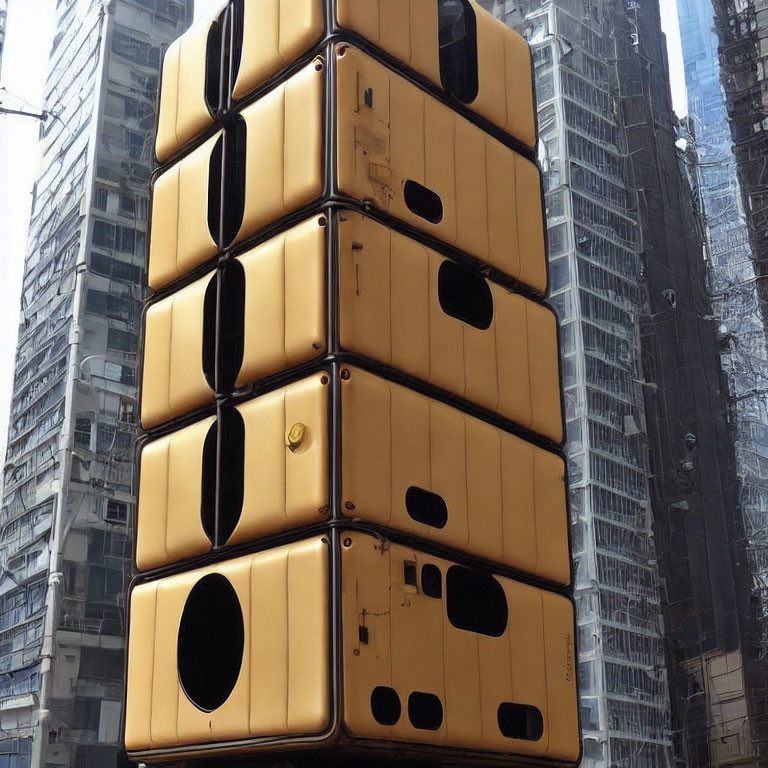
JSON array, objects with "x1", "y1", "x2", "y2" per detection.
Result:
[
  {"x1": 217, "y1": 406, "x2": 245, "y2": 545},
  {"x1": 202, "y1": 272, "x2": 218, "y2": 390},
  {"x1": 446, "y1": 565, "x2": 508, "y2": 637},
  {"x1": 207, "y1": 134, "x2": 224, "y2": 246},
  {"x1": 222, "y1": 116, "x2": 247, "y2": 246},
  {"x1": 497, "y1": 703, "x2": 544, "y2": 741},
  {"x1": 438, "y1": 260, "x2": 493, "y2": 330},
  {"x1": 408, "y1": 691, "x2": 443, "y2": 730},
  {"x1": 405, "y1": 487, "x2": 448, "y2": 529},
  {"x1": 217, "y1": 259, "x2": 245, "y2": 392},
  {"x1": 437, "y1": 0, "x2": 479, "y2": 103},
  {"x1": 200, "y1": 419, "x2": 218, "y2": 545},
  {"x1": 404, "y1": 180, "x2": 443, "y2": 224},
  {"x1": 204, "y1": 14, "x2": 223, "y2": 115},
  {"x1": 230, "y1": 0, "x2": 245, "y2": 94},
  {"x1": 371, "y1": 686, "x2": 401, "y2": 725},
  {"x1": 177, "y1": 574, "x2": 244, "y2": 712}
]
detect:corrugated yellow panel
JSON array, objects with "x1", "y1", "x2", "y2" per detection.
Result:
[
  {"x1": 335, "y1": 0, "x2": 536, "y2": 148},
  {"x1": 231, "y1": 61, "x2": 324, "y2": 248},
  {"x1": 149, "y1": 131, "x2": 220, "y2": 291},
  {"x1": 125, "y1": 538, "x2": 330, "y2": 752},
  {"x1": 155, "y1": 2, "x2": 226, "y2": 163},
  {"x1": 136, "y1": 416, "x2": 215, "y2": 572},
  {"x1": 235, "y1": 217, "x2": 327, "y2": 389},
  {"x1": 340, "y1": 368, "x2": 570, "y2": 586},
  {"x1": 341, "y1": 534, "x2": 579, "y2": 761},
  {"x1": 232, "y1": 0, "x2": 324, "y2": 101},
  {"x1": 337, "y1": 212, "x2": 562, "y2": 442},
  {"x1": 335, "y1": 46, "x2": 546, "y2": 292},
  {"x1": 228, "y1": 374, "x2": 330, "y2": 546},
  {"x1": 141, "y1": 273, "x2": 214, "y2": 429}
]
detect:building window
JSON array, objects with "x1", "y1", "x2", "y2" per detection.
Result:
[
  {"x1": 90, "y1": 252, "x2": 142, "y2": 284},
  {"x1": 92, "y1": 220, "x2": 115, "y2": 249},
  {"x1": 106, "y1": 500, "x2": 128, "y2": 524},
  {"x1": 94, "y1": 187, "x2": 109, "y2": 211},
  {"x1": 112, "y1": 28, "x2": 160, "y2": 67},
  {"x1": 85, "y1": 290, "x2": 137, "y2": 322},
  {"x1": 103, "y1": 361, "x2": 136, "y2": 385},
  {"x1": 119, "y1": 194, "x2": 136, "y2": 217},
  {"x1": 116, "y1": 226, "x2": 135, "y2": 254},
  {"x1": 125, "y1": 130, "x2": 144, "y2": 160},
  {"x1": 118, "y1": 399, "x2": 136, "y2": 423},
  {"x1": 73, "y1": 697, "x2": 101, "y2": 731},
  {"x1": 74, "y1": 418, "x2": 91, "y2": 449},
  {"x1": 106, "y1": 328, "x2": 138, "y2": 353}
]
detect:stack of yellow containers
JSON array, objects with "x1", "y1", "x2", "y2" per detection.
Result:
[{"x1": 124, "y1": 2, "x2": 581, "y2": 766}]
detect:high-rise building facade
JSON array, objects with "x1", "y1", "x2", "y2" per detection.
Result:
[
  {"x1": 478, "y1": 1, "x2": 674, "y2": 764},
  {"x1": 0, "y1": 2, "x2": 191, "y2": 768},
  {"x1": 677, "y1": 0, "x2": 768, "y2": 759},
  {"x1": 481, "y1": 0, "x2": 768, "y2": 765},
  {"x1": 709, "y1": 0, "x2": 768, "y2": 316}
]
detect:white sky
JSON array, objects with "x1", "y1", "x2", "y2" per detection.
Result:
[{"x1": 0, "y1": 0, "x2": 686, "y2": 460}]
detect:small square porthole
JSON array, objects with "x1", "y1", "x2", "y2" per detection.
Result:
[{"x1": 403, "y1": 561, "x2": 417, "y2": 587}]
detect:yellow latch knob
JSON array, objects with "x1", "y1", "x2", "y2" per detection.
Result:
[{"x1": 286, "y1": 423, "x2": 307, "y2": 452}]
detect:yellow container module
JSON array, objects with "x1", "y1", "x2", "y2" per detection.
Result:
[
  {"x1": 154, "y1": 1, "x2": 227, "y2": 164},
  {"x1": 141, "y1": 211, "x2": 562, "y2": 442},
  {"x1": 148, "y1": 131, "x2": 221, "y2": 290},
  {"x1": 140, "y1": 271, "x2": 215, "y2": 429},
  {"x1": 125, "y1": 533, "x2": 579, "y2": 765},
  {"x1": 154, "y1": 0, "x2": 535, "y2": 163},
  {"x1": 147, "y1": 46, "x2": 546, "y2": 294},
  {"x1": 136, "y1": 368, "x2": 569, "y2": 587}
]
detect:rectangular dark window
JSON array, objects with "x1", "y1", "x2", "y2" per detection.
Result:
[
  {"x1": 90, "y1": 252, "x2": 112, "y2": 277},
  {"x1": 116, "y1": 226, "x2": 135, "y2": 254},
  {"x1": 73, "y1": 698, "x2": 101, "y2": 730},
  {"x1": 92, "y1": 221, "x2": 115, "y2": 249},
  {"x1": 112, "y1": 259, "x2": 141, "y2": 283},
  {"x1": 106, "y1": 328, "x2": 137, "y2": 352},
  {"x1": 125, "y1": 131, "x2": 144, "y2": 160},
  {"x1": 94, "y1": 188, "x2": 109, "y2": 211},
  {"x1": 119, "y1": 194, "x2": 136, "y2": 216},
  {"x1": 106, "y1": 500, "x2": 128, "y2": 524}
]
